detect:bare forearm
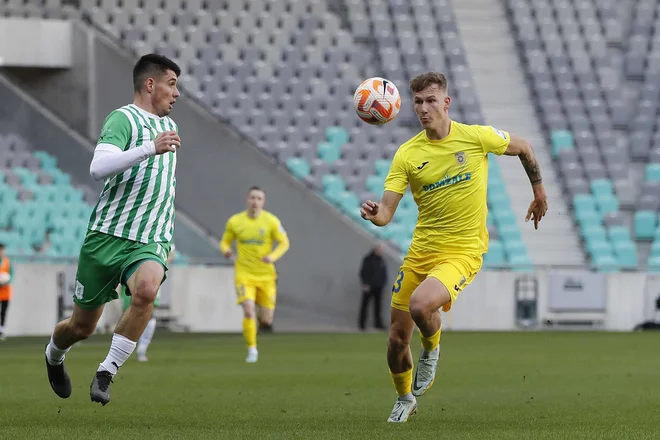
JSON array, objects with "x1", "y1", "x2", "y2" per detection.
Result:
[
  {"x1": 371, "y1": 209, "x2": 393, "y2": 227},
  {"x1": 519, "y1": 145, "x2": 542, "y2": 186}
]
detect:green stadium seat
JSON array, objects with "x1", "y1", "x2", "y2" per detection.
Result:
[
  {"x1": 366, "y1": 175, "x2": 385, "y2": 194},
  {"x1": 487, "y1": 190, "x2": 509, "y2": 209},
  {"x1": 33, "y1": 150, "x2": 58, "y2": 170},
  {"x1": 510, "y1": 253, "x2": 533, "y2": 272},
  {"x1": 399, "y1": 191, "x2": 415, "y2": 210},
  {"x1": 336, "y1": 191, "x2": 360, "y2": 213},
  {"x1": 634, "y1": 210, "x2": 656, "y2": 240},
  {"x1": 325, "y1": 126, "x2": 350, "y2": 147},
  {"x1": 492, "y1": 208, "x2": 517, "y2": 226},
  {"x1": 550, "y1": 130, "x2": 574, "y2": 156},
  {"x1": 575, "y1": 210, "x2": 601, "y2": 228},
  {"x1": 607, "y1": 225, "x2": 630, "y2": 244},
  {"x1": 581, "y1": 224, "x2": 607, "y2": 241},
  {"x1": 317, "y1": 142, "x2": 341, "y2": 163},
  {"x1": 646, "y1": 163, "x2": 660, "y2": 182},
  {"x1": 285, "y1": 157, "x2": 310, "y2": 179},
  {"x1": 592, "y1": 253, "x2": 618, "y2": 272},
  {"x1": 590, "y1": 178, "x2": 613, "y2": 196},
  {"x1": 573, "y1": 193, "x2": 597, "y2": 212},
  {"x1": 587, "y1": 239, "x2": 613, "y2": 256},
  {"x1": 613, "y1": 241, "x2": 637, "y2": 269},
  {"x1": 374, "y1": 159, "x2": 391, "y2": 177},
  {"x1": 394, "y1": 207, "x2": 417, "y2": 225},
  {"x1": 483, "y1": 240, "x2": 506, "y2": 267},
  {"x1": 650, "y1": 240, "x2": 660, "y2": 257},
  {"x1": 321, "y1": 174, "x2": 346, "y2": 194},
  {"x1": 380, "y1": 223, "x2": 405, "y2": 240},
  {"x1": 498, "y1": 223, "x2": 521, "y2": 241},
  {"x1": 503, "y1": 238, "x2": 526, "y2": 256},
  {"x1": 595, "y1": 193, "x2": 619, "y2": 215},
  {"x1": 647, "y1": 255, "x2": 660, "y2": 274},
  {"x1": 396, "y1": 237, "x2": 412, "y2": 252}
]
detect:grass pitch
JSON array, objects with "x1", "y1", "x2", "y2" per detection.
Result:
[{"x1": 1, "y1": 331, "x2": 659, "y2": 439}]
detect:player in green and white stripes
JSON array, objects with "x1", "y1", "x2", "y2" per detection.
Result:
[{"x1": 44, "y1": 54, "x2": 182, "y2": 407}]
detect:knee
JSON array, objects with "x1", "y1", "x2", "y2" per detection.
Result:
[
  {"x1": 387, "y1": 332, "x2": 409, "y2": 354},
  {"x1": 70, "y1": 321, "x2": 96, "y2": 340},
  {"x1": 243, "y1": 303, "x2": 256, "y2": 319},
  {"x1": 131, "y1": 281, "x2": 160, "y2": 308},
  {"x1": 409, "y1": 297, "x2": 434, "y2": 323}
]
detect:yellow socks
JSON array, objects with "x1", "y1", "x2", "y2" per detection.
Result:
[
  {"x1": 390, "y1": 369, "x2": 413, "y2": 396},
  {"x1": 243, "y1": 317, "x2": 257, "y2": 348},
  {"x1": 420, "y1": 326, "x2": 441, "y2": 352}
]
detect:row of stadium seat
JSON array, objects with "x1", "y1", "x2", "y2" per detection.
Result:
[{"x1": 0, "y1": 142, "x2": 190, "y2": 264}]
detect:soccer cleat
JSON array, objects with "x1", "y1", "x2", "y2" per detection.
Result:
[
  {"x1": 387, "y1": 397, "x2": 417, "y2": 423},
  {"x1": 136, "y1": 353, "x2": 148, "y2": 362},
  {"x1": 245, "y1": 349, "x2": 258, "y2": 363},
  {"x1": 90, "y1": 371, "x2": 114, "y2": 406},
  {"x1": 45, "y1": 348, "x2": 72, "y2": 399},
  {"x1": 0, "y1": 333, "x2": 6, "y2": 341},
  {"x1": 412, "y1": 346, "x2": 439, "y2": 397}
]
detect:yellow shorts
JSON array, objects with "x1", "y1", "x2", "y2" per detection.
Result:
[
  {"x1": 391, "y1": 254, "x2": 483, "y2": 313},
  {"x1": 235, "y1": 277, "x2": 277, "y2": 309}
]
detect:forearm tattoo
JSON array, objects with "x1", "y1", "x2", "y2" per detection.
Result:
[{"x1": 520, "y1": 147, "x2": 542, "y2": 185}]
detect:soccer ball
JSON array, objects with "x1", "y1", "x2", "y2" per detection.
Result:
[{"x1": 353, "y1": 77, "x2": 401, "y2": 125}]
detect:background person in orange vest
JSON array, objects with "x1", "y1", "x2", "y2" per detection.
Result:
[{"x1": 0, "y1": 243, "x2": 13, "y2": 341}]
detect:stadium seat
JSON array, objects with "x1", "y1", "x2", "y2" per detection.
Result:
[
  {"x1": 613, "y1": 241, "x2": 638, "y2": 269},
  {"x1": 366, "y1": 175, "x2": 385, "y2": 194},
  {"x1": 646, "y1": 163, "x2": 660, "y2": 182},
  {"x1": 648, "y1": 255, "x2": 660, "y2": 274},
  {"x1": 321, "y1": 174, "x2": 346, "y2": 194},
  {"x1": 550, "y1": 130, "x2": 575, "y2": 156},
  {"x1": 590, "y1": 178, "x2": 614, "y2": 197},
  {"x1": 373, "y1": 159, "x2": 391, "y2": 177},
  {"x1": 509, "y1": 253, "x2": 534, "y2": 272},
  {"x1": 286, "y1": 157, "x2": 311, "y2": 179},
  {"x1": 634, "y1": 210, "x2": 656, "y2": 240},
  {"x1": 595, "y1": 193, "x2": 619, "y2": 215},
  {"x1": 325, "y1": 126, "x2": 349, "y2": 147},
  {"x1": 607, "y1": 225, "x2": 631, "y2": 244},
  {"x1": 592, "y1": 253, "x2": 619, "y2": 272},
  {"x1": 484, "y1": 240, "x2": 506, "y2": 267},
  {"x1": 317, "y1": 142, "x2": 341, "y2": 163}
]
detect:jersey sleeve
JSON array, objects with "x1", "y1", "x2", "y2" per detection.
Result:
[
  {"x1": 383, "y1": 148, "x2": 409, "y2": 195},
  {"x1": 268, "y1": 216, "x2": 290, "y2": 262},
  {"x1": 219, "y1": 217, "x2": 235, "y2": 254},
  {"x1": 477, "y1": 125, "x2": 510, "y2": 156},
  {"x1": 97, "y1": 110, "x2": 133, "y2": 151}
]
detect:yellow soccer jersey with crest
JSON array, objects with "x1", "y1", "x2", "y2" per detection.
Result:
[
  {"x1": 220, "y1": 210, "x2": 289, "y2": 281},
  {"x1": 384, "y1": 121, "x2": 510, "y2": 263}
]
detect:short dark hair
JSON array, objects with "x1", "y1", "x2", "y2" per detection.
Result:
[
  {"x1": 410, "y1": 72, "x2": 448, "y2": 94},
  {"x1": 0, "y1": 243, "x2": 5, "y2": 249},
  {"x1": 248, "y1": 186, "x2": 265, "y2": 195},
  {"x1": 133, "y1": 53, "x2": 181, "y2": 92}
]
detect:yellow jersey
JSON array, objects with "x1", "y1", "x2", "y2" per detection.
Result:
[
  {"x1": 220, "y1": 210, "x2": 290, "y2": 281},
  {"x1": 384, "y1": 121, "x2": 510, "y2": 263}
]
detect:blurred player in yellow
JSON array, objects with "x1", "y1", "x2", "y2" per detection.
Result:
[
  {"x1": 220, "y1": 186, "x2": 290, "y2": 363},
  {"x1": 360, "y1": 72, "x2": 548, "y2": 422}
]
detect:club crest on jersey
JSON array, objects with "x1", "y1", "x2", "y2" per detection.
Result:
[{"x1": 455, "y1": 152, "x2": 466, "y2": 165}]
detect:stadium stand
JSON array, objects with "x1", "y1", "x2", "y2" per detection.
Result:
[
  {"x1": 503, "y1": 0, "x2": 637, "y2": 271},
  {"x1": 0, "y1": 131, "x2": 189, "y2": 263},
  {"x1": 0, "y1": 0, "x2": 531, "y2": 267}
]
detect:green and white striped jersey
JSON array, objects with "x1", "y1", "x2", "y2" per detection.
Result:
[{"x1": 88, "y1": 104, "x2": 177, "y2": 244}]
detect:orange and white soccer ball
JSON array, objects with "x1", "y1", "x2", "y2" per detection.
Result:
[{"x1": 353, "y1": 77, "x2": 401, "y2": 125}]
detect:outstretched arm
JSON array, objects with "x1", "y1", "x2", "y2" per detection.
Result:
[{"x1": 503, "y1": 134, "x2": 548, "y2": 229}]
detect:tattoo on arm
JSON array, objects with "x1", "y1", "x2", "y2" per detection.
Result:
[{"x1": 520, "y1": 146, "x2": 542, "y2": 185}]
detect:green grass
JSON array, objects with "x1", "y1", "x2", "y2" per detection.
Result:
[{"x1": 1, "y1": 331, "x2": 660, "y2": 439}]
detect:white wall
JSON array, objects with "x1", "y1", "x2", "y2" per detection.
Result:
[{"x1": 3, "y1": 264, "x2": 659, "y2": 336}]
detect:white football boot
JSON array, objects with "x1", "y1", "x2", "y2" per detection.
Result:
[
  {"x1": 387, "y1": 396, "x2": 418, "y2": 423},
  {"x1": 412, "y1": 346, "x2": 439, "y2": 397},
  {"x1": 245, "y1": 347, "x2": 258, "y2": 363}
]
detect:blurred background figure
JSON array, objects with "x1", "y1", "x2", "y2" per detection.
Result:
[
  {"x1": 0, "y1": 243, "x2": 13, "y2": 341},
  {"x1": 358, "y1": 243, "x2": 388, "y2": 331}
]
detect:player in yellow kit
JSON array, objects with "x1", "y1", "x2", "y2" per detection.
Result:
[
  {"x1": 220, "y1": 186, "x2": 290, "y2": 363},
  {"x1": 360, "y1": 72, "x2": 548, "y2": 422}
]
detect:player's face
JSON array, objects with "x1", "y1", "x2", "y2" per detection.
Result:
[
  {"x1": 150, "y1": 69, "x2": 180, "y2": 117},
  {"x1": 413, "y1": 84, "x2": 450, "y2": 129},
  {"x1": 247, "y1": 190, "x2": 265, "y2": 212}
]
